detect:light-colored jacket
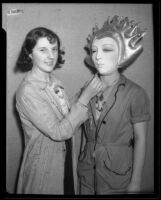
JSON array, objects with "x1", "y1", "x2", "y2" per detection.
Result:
[{"x1": 16, "y1": 70, "x2": 88, "y2": 194}]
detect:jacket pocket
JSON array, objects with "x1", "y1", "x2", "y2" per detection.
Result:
[{"x1": 103, "y1": 145, "x2": 132, "y2": 176}]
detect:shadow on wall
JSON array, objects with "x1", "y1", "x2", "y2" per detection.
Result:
[{"x1": 12, "y1": 93, "x2": 25, "y2": 193}]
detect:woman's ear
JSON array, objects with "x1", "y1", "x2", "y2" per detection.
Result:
[{"x1": 29, "y1": 54, "x2": 32, "y2": 59}]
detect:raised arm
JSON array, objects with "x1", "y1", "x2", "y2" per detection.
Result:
[{"x1": 16, "y1": 75, "x2": 104, "y2": 142}]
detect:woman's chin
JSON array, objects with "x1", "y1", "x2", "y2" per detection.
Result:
[{"x1": 98, "y1": 71, "x2": 110, "y2": 76}]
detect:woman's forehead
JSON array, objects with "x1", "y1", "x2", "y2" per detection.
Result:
[{"x1": 36, "y1": 37, "x2": 58, "y2": 47}]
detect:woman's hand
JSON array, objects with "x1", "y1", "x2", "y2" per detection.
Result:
[{"x1": 79, "y1": 75, "x2": 105, "y2": 105}]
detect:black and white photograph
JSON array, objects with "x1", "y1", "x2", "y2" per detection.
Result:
[{"x1": 3, "y1": 2, "x2": 159, "y2": 197}]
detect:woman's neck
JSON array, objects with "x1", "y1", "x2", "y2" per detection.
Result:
[
  {"x1": 31, "y1": 66, "x2": 50, "y2": 82},
  {"x1": 99, "y1": 72, "x2": 120, "y2": 88}
]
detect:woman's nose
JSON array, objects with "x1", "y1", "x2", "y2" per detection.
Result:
[{"x1": 48, "y1": 51, "x2": 54, "y2": 59}]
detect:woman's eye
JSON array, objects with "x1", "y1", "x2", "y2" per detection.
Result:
[
  {"x1": 40, "y1": 49, "x2": 46, "y2": 52},
  {"x1": 52, "y1": 48, "x2": 58, "y2": 52},
  {"x1": 103, "y1": 49, "x2": 113, "y2": 52}
]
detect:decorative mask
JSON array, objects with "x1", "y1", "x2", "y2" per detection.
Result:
[{"x1": 85, "y1": 15, "x2": 147, "y2": 68}]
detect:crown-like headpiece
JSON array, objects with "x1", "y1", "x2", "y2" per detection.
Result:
[{"x1": 85, "y1": 15, "x2": 147, "y2": 68}]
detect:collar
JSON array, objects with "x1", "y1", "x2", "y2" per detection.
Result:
[
  {"x1": 115, "y1": 73, "x2": 126, "y2": 88},
  {"x1": 89, "y1": 74, "x2": 127, "y2": 131},
  {"x1": 90, "y1": 74, "x2": 126, "y2": 102},
  {"x1": 24, "y1": 70, "x2": 64, "y2": 90}
]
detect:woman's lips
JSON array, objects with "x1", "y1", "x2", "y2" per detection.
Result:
[{"x1": 45, "y1": 62, "x2": 54, "y2": 66}]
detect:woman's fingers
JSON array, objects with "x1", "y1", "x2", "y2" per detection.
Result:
[{"x1": 90, "y1": 76, "x2": 105, "y2": 92}]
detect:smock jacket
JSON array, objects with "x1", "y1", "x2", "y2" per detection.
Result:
[
  {"x1": 77, "y1": 75, "x2": 151, "y2": 194},
  {"x1": 16, "y1": 70, "x2": 88, "y2": 194}
]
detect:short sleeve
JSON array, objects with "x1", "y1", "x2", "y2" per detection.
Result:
[{"x1": 130, "y1": 87, "x2": 151, "y2": 124}]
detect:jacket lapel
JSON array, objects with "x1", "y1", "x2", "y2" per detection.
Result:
[
  {"x1": 96, "y1": 75, "x2": 126, "y2": 135},
  {"x1": 45, "y1": 87, "x2": 64, "y2": 115},
  {"x1": 96, "y1": 85, "x2": 117, "y2": 133},
  {"x1": 45, "y1": 81, "x2": 70, "y2": 116}
]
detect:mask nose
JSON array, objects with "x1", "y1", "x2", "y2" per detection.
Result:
[{"x1": 95, "y1": 50, "x2": 102, "y2": 60}]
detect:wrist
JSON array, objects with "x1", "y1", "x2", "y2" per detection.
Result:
[
  {"x1": 130, "y1": 177, "x2": 141, "y2": 184},
  {"x1": 78, "y1": 96, "x2": 89, "y2": 106},
  {"x1": 77, "y1": 99, "x2": 88, "y2": 109}
]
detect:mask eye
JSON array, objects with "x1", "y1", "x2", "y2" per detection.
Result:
[
  {"x1": 103, "y1": 49, "x2": 113, "y2": 52},
  {"x1": 91, "y1": 49, "x2": 96, "y2": 54}
]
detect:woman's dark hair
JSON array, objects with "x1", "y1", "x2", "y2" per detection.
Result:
[{"x1": 15, "y1": 27, "x2": 65, "y2": 72}]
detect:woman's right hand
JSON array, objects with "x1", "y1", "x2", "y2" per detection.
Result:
[{"x1": 78, "y1": 75, "x2": 105, "y2": 106}]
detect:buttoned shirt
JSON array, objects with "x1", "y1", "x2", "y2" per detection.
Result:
[{"x1": 78, "y1": 74, "x2": 151, "y2": 193}]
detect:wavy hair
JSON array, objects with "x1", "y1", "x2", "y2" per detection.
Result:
[{"x1": 15, "y1": 27, "x2": 65, "y2": 72}]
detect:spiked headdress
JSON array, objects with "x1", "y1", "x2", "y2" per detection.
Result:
[{"x1": 85, "y1": 15, "x2": 147, "y2": 68}]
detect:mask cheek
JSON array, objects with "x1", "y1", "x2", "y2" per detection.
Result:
[
  {"x1": 115, "y1": 38, "x2": 123, "y2": 67},
  {"x1": 111, "y1": 53, "x2": 119, "y2": 67},
  {"x1": 116, "y1": 48, "x2": 121, "y2": 67},
  {"x1": 115, "y1": 57, "x2": 119, "y2": 67}
]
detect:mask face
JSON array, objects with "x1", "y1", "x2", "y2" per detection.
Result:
[
  {"x1": 29, "y1": 37, "x2": 58, "y2": 73},
  {"x1": 91, "y1": 37, "x2": 119, "y2": 75},
  {"x1": 85, "y1": 16, "x2": 146, "y2": 70}
]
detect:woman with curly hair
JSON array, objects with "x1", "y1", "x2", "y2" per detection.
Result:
[{"x1": 15, "y1": 27, "x2": 104, "y2": 194}]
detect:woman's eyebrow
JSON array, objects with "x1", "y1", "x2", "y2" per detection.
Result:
[
  {"x1": 37, "y1": 45, "x2": 57, "y2": 49},
  {"x1": 37, "y1": 46, "x2": 47, "y2": 49},
  {"x1": 102, "y1": 44, "x2": 114, "y2": 47},
  {"x1": 92, "y1": 44, "x2": 114, "y2": 48}
]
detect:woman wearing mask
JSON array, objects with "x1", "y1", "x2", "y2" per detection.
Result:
[
  {"x1": 15, "y1": 27, "x2": 104, "y2": 194},
  {"x1": 78, "y1": 16, "x2": 151, "y2": 194}
]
